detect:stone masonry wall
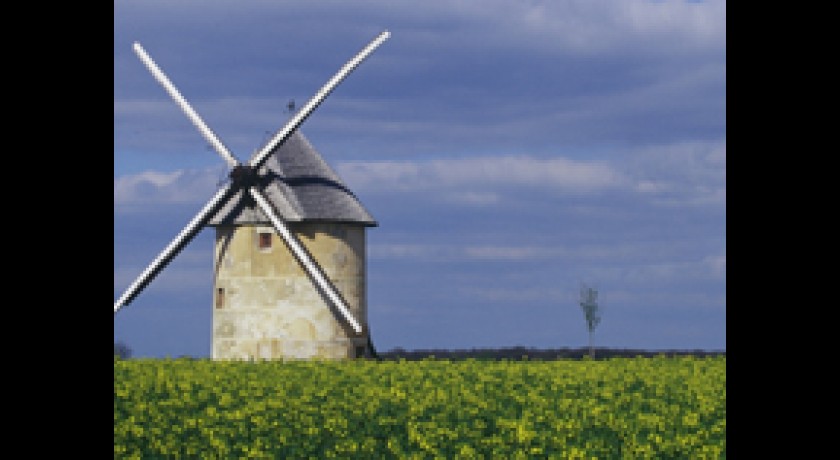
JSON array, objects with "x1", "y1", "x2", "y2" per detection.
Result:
[{"x1": 212, "y1": 223, "x2": 368, "y2": 360}]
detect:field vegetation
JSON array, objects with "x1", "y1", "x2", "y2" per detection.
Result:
[{"x1": 114, "y1": 355, "x2": 725, "y2": 458}]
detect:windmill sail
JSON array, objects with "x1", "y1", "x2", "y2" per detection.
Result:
[{"x1": 115, "y1": 31, "x2": 389, "y2": 342}]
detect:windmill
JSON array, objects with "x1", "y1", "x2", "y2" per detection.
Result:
[{"x1": 114, "y1": 31, "x2": 390, "y2": 360}]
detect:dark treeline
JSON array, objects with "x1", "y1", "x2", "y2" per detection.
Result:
[
  {"x1": 115, "y1": 343, "x2": 725, "y2": 360},
  {"x1": 375, "y1": 346, "x2": 725, "y2": 361}
]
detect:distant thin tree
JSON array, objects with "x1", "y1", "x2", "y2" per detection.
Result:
[
  {"x1": 114, "y1": 341, "x2": 132, "y2": 359},
  {"x1": 579, "y1": 283, "x2": 602, "y2": 358}
]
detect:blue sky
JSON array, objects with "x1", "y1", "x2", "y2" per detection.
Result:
[{"x1": 114, "y1": 0, "x2": 726, "y2": 358}]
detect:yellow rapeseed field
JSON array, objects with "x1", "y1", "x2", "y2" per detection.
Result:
[{"x1": 114, "y1": 355, "x2": 725, "y2": 459}]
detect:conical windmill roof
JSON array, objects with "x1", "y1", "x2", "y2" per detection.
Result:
[{"x1": 208, "y1": 131, "x2": 377, "y2": 227}]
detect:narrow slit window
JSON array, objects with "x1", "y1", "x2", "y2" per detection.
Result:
[
  {"x1": 258, "y1": 232, "x2": 272, "y2": 249},
  {"x1": 216, "y1": 288, "x2": 225, "y2": 309}
]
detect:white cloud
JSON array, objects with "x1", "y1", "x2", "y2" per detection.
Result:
[
  {"x1": 114, "y1": 98, "x2": 173, "y2": 118},
  {"x1": 461, "y1": 285, "x2": 567, "y2": 303},
  {"x1": 588, "y1": 255, "x2": 727, "y2": 286},
  {"x1": 635, "y1": 180, "x2": 670, "y2": 194},
  {"x1": 463, "y1": 246, "x2": 556, "y2": 261},
  {"x1": 450, "y1": 0, "x2": 726, "y2": 54},
  {"x1": 369, "y1": 244, "x2": 437, "y2": 260},
  {"x1": 118, "y1": 0, "x2": 726, "y2": 54},
  {"x1": 338, "y1": 139, "x2": 726, "y2": 209},
  {"x1": 114, "y1": 167, "x2": 224, "y2": 207},
  {"x1": 114, "y1": 263, "x2": 211, "y2": 296},
  {"x1": 113, "y1": 138, "x2": 725, "y2": 217},
  {"x1": 354, "y1": 0, "x2": 726, "y2": 56},
  {"x1": 370, "y1": 242, "x2": 654, "y2": 263},
  {"x1": 114, "y1": 246, "x2": 212, "y2": 294},
  {"x1": 703, "y1": 254, "x2": 726, "y2": 279},
  {"x1": 371, "y1": 243, "x2": 561, "y2": 262},
  {"x1": 337, "y1": 155, "x2": 626, "y2": 194},
  {"x1": 627, "y1": 139, "x2": 726, "y2": 206},
  {"x1": 445, "y1": 191, "x2": 500, "y2": 206}
]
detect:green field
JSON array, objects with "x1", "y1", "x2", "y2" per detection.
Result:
[{"x1": 114, "y1": 356, "x2": 725, "y2": 459}]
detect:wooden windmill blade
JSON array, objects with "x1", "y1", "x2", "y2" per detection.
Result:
[
  {"x1": 249, "y1": 30, "x2": 390, "y2": 171},
  {"x1": 131, "y1": 42, "x2": 239, "y2": 168},
  {"x1": 112, "y1": 183, "x2": 238, "y2": 313},
  {"x1": 114, "y1": 41, "x2": 242, "y2": 314},
  {"x1": 114, "y1": 32, "x2": 390, "y2": 342},
  {"x1": 246, "y1": 188, "x2": 362, "y2": 333}
]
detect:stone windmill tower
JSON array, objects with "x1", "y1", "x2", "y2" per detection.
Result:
[
  {"x1": 114, "y1": 32, "x2": 389, "y2": 360},
  {"x1": 208, "y1": 131, "x2": 377, "y2": 360}
]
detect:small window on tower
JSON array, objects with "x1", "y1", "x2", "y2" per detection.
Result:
[
  {"x1": 216, "y1": 288, "x2": 225, "y2": 309},
  {"x1": 258, "y1": 232, "x2": 272, "y2": 249}
]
